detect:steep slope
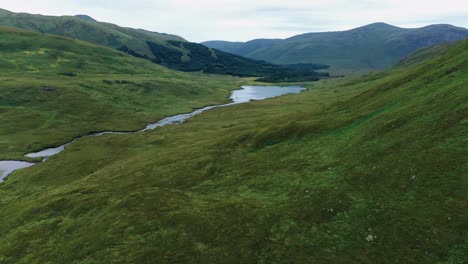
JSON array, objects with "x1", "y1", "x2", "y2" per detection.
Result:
[
  {"x1": 0, "y1": 37, "x2": 466, "y2": 263},
  {"x1": 397, "y1": 42, "x2": 458, "y2": 67},
  {"x1": 0, "y1": 26, "x2": 244, "y2": 160},
  {"x1": 0, "y1": 9, "x2": 327, "y2": 78},
  {"x1": 203, "y1": 23, "x2": 468, "y2": 74}
]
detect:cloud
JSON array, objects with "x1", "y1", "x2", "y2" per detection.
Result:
[{"x1": 1, "y1": 0, "x2": 467, "y2": 42}]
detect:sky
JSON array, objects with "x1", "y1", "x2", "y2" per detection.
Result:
[{"x1": 1, "y1": 0, "x2": 467, "y2": 42}]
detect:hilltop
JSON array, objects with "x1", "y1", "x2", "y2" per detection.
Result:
[{"x1": 74, "y1": 14, "x2": 96, "y2": 22}]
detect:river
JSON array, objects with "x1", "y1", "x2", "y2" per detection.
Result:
[{"x1": 0, "y1": 85, "x2": 305, "y2": 182}]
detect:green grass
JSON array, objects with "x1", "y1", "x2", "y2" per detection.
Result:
[
  {"x1": 0, "y1": 33, "x2": 466, "y2": 264},
  {"x1": 0, "y1": 27, "x2": 245, "y2": 160}
]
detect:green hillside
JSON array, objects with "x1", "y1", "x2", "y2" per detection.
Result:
[
  {"x1": 0, "y1": 8, "x2": 185, "y2": 58},
  {"x1": 1, "y1": 29, "x2": 466, "y2": 264},
  {"x1": 203, "y1": 23, "x2": 468, "y2": 74},
  {"x1": 0, "y1": 9, "x2": 327, "y2": 79},
  {"x1": 0, "y1": 26, "x2": 244, "y2": 160}
]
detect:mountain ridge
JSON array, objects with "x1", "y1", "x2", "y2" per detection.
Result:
[{"x1": 203, "y1": 23, "x2": 468, "y2": 74}]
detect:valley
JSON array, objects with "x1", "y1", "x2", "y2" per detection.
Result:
[
  {"x1": 0, "y1": 26, "x2": 247, "y2": 160},
  {"x1": 0, "y1": 85, "x2": 305, "y2": 181},
  {"x1": 0, "y1": 5, "x2": 466, "y2": 264}
]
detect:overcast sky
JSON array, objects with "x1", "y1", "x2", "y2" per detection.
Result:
[{"x1": 1, "y1": 0, "x2": 467, "y2": 42}]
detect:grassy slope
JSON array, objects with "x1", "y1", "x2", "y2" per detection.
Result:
[
  {"x1": 0, "y1": 26, "x2": 244, "y2": 160},
  {"x1": 398, "y1": 42, "x2": 458, "y2": 67},
  {"x1": 0, "y1": 8, "x2": 185, "y2": 58},
  {"x1": 203, "y1": 23, "x2": 468, "y2": 75},
  {"x1": 0, "y1": 37, "x2": 466, "y2": 263}
]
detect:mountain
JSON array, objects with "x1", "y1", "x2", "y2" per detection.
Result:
[
  {"x1": 0, "y1": 8, "x2": 328, "y2": 79},
  {"x1": 0, "y1": 8, "x2": 185, "y2": 56},
  {"x1": 203, "y1": 22, "x2": 468, "y2": 74},
  {"x1": 1, "y1": 23, "x2": 466, "y2": 262},
  {"x1": 0, "y1": 26, "x2": 245, "y2": 160}
]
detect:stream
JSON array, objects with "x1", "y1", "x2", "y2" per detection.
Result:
[{"x1": 0, "y1": 85, "x2": 305, "y2": 182}]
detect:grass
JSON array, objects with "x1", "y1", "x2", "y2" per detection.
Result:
[
  {"x1": 0, "y1": 33, "x2": 466, "y2": 264},
  {"x1": 0, "y1": 27, "x2": 245, "y2": 160}
]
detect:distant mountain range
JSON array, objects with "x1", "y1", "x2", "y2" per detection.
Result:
[
  {"x1": 203, "y1": 23, "x2": 468, "y2": 74},
  {"x1": 0, "y1": 8, "x2": 327, "y2": 80}
]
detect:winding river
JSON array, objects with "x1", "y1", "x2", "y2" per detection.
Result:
[{"x1": 0, "y1": 85, "x2": 305, "y2": 182}]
